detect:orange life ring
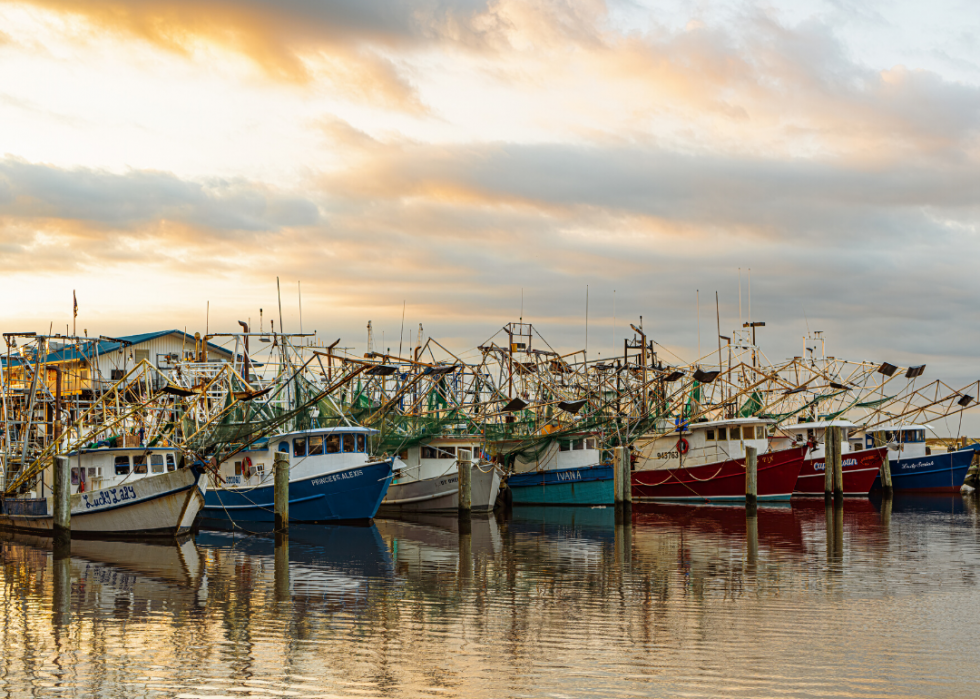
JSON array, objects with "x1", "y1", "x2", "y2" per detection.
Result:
[
  {"x1": 677, "y1": 437, "x2": 690, "y2": 455},
  {"x1": 243, "y1": 455, "x2": 253, "y2": 478}
]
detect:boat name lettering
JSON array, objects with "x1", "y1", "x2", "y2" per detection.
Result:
[
  {"x1": 902, "y1": 461, "x2": 933, "y2": 470},
  {"x1": 439, "y1": 476, "x2": 459, "y2": 486},
  {"x1": 312, "y1": 470, "x2": 363, "y2": 486},
  {"x1": 657, "y1": 451, "x2": 680, "y2": 460},
  {"x1": 556, "y1": 470, "x2": 582, "y2": 482},
  {"x1": 82, "y1": 485, "x2": 137, "y2": 510},
  {"x1": 813, "y1": 458, "x2": 858, "y2": 471}
]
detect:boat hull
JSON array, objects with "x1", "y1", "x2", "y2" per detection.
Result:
[
  {"x1": 378, "y1": 464, "x2": 501, "y2": 514},
  {"x1": 872, "y1": 449, "x2": 976, "y2": 493},
  {"x1": 794, "y1": 448, "x2": 886, "y2": 496},
  {"x1": 507, "y1": 464, "x2": 614, "y2": 506},
  {"x1": 0, "y1": 466, "x2": 207, "y2": 538},
  {"x1": 200, "y1": 459, "x2": 393, "y2": 525},
  {"x1": 632, "y1": 446, "x2": 805, "y2": 502}
]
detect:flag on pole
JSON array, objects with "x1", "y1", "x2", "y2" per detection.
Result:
[{"x1": 73, "y1": 290, "x2": 78, "y2": 318}]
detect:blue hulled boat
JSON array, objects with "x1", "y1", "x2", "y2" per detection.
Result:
[
  {"x1": 201, "y1": 426, "x2": 393, "y2": 526},
  {"x1": 865, "y1": 426, "x2": 980, "y2": 492},
  {"x1": 505, "y1": 435, "x2": 614, "y2": 506}
]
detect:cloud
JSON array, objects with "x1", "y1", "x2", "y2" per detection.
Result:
[{"x1": 0, "y1": 157, "x2": 319, "y2": 233}]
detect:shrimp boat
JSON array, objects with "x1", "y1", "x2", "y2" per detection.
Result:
[
  {"x1": 505, "y1": 433, "x2": 614, "y2": 506},
  {"x1": 0, "y1": 445, "x2": 207, "y2": 538},
  {"x1": 770, "y1": 421, "x2": 886, "y2": 496},
  {"x1": 863, "y1": 425, "x2": 979, "y2": 492},
  {"x1": 378, "y1": 436, "x2": 501, "y2": 514},
  {"x1": 631, "y1": 418, "x2": 805, "y2": 502},
  {"x1": 200, "y1": 426, "x2": 393, "y2": 526}
]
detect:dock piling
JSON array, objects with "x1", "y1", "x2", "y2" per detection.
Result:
[
  {"x1": 874, "y1": 433, "x2": 894, "y2": 494},
  {"x1": 824, "y1": 427, "x2": 836, "y2": 502},
  {"x1": 613, "y1": 446, "x2": 624, "y2": 508},
  {"x1": 458, "y1": 448, "x2": 472, "y2": 523},
  {"x1": 829, "y1": 426, "x2": 844, "y2": 502},
  {"x1": 745, "y1": 445, "x2": 758, "y2": 514},
  {"x1": 274, "y1": 451, "x2": 289, "y2": 532},
  {"x1": 53, "y1": 455, "x2": 70, "y2": 543}
]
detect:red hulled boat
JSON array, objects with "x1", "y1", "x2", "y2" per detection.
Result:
[{"x1": 632, "y1": 445, "x2": 806, "y2": 502}]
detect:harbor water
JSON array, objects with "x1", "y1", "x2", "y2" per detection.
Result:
[{"x1": 3, "y1": 497, "x2": 980, "y2": 698}]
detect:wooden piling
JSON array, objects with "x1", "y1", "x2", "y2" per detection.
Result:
[
  {"x1": 745, "y1": 445, "x2": 758, "y2": 514},
  {"x1": 874, "y1": 433, "x2": 894, "y2": 494},
  {"x1": 458, "y1": 448, "x2": 472, "y2": 520},
  {"x1": 53, "y1": 455, "x2": 70, "y2": 539},
  {"x1": 274, "y1": 451, "x2": 289, "y2": 532},
  {"x1": 824, "y1": 427, "x2": 836, "y2": 502},
  {"x1": 613, "y1": 446, "x2": 624, "y2": 507},
  {"x1": 829, "y1": 425, "x2": 844, "y2": 502},
  {"x1": 622, "y1": 447, "x2": 633, "y2": 505}
]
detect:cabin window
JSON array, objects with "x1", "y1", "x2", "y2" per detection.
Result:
[
  {"x1": 293, "y1": 437, "x2": 307, "y2": 457},
  {"x1": 559, "y1": 440, "x2": 571, "y2": 452},
  {"x1": 573, "y1": 439, "x2": 584, "y2": 450},
  {"x1": 585, "y1": 439, "x2": 595, "y2": 450},
  {"x1": 166, "y1": 454, "x2": 176, "y2": 471},
  {"x1": 441, "y1": 446, "x2": 456, "y2": 459},
  {"x1": 756, "y1": 426, "x2": 765, "y2": 439},
  {"x1": 234, "y1": 461, "x2": 242, "y2": 476},
  {"x1": 278, "y1": 441, "x2": 290, "y2": 454},
  {"x1": 308, "y1": 435, "x2": 324, "y2": 456},
  {"x1": 114, "y1": 456, "x2": 131, "y2": 475},
  {"x1": 356, "y1": 435, "x2": 366, "y2": 452},
  {"x1": 71, "y1": 467, "x2": 80, "y2": 485},
  {"x1": 326, "y1": 435, "x2": 341, "y2": 454},
  {"x1": 343, "y1": 434, "x2": 356, "y2": 452},
  {"x1": 742, "y1": 426, "x2": 755, "y2": 440},
  {"x1": 133, "y1": 455, "x2": 147, "y2": 474},
  {"x1": 398, "y1": 450, "x2": 408, "y2": 460},
  {"x1": 150, "y1": 454, "x2": 165, "y2": 474},
  {"x1": 421, "y1": 446, "x2": 438, "y2": 459},
  {"x1": 717, "y1": 428, "x2": 726, "y2": 440},
  {"x1": 706, "y1": 429, "x2": 715, "y2": 440},
  {"x1": 87, "y1": 467, "x2": 99, "y2": 479}
]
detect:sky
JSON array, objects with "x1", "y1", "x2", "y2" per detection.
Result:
[{"x1": 1, "y1": 0, "x2": 979, "y2": 430}]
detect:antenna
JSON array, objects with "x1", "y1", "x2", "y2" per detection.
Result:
[
  {"x1": 585, "y1": 285, "x2": 589, "y2": 363},
  {"x1": 276, "y1": 277, "x2": 284, "y2": 334},
  {"x1": 520, "y1": 288, "x2": 524, "y2": 323},
  {"x1": 398, "y1": 301, "x2": 406, "y2": 358},
  {"x1": 367, "y1": 320, "x2": 374, "y2": 354},
  {"x1": 697, "y1": 289, "x2": 701, "y2": 359},
  {"x1": 748, "y1": 268, "x2": 751, "y2": 322},
  {"x1": 298, "y1": 281, "x2": 303, "y2": 335}
]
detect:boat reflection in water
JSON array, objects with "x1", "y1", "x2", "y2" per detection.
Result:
[
  {"x1": 196, "y1": 523, "x2": 394, "y2": 612},
  {"x1": 0, "y1": 529, "x2": 207, "y2": 614}
]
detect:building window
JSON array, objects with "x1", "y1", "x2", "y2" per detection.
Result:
[
  {"x1": 293, "y1": 438, "x2": 307, "y2": 456},
  {"x1": 115, "y1": 456, "x2": 130, "y2": 475}
]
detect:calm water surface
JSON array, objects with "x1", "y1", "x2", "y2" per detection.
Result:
[{"x1": 3, "y1": 496, "x2": 980, "y2": 698}]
